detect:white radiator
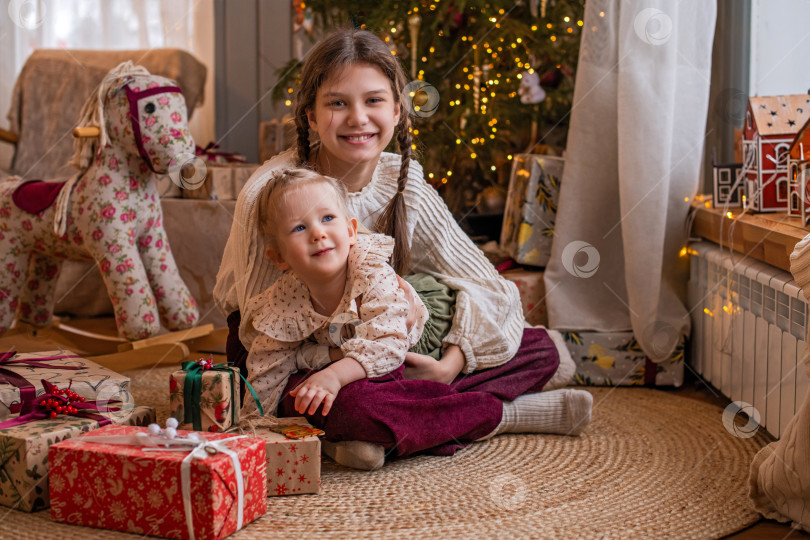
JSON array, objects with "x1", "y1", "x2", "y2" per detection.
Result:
[{"x1": 687, "y1": 241, "x2": 810, "y2": 438}]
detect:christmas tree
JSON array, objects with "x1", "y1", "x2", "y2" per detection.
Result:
[{"x1": 277, "y1": 0, "x2": 585, "y2": 215}]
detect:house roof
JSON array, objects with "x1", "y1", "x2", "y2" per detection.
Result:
[
  {"x1": 749, "y1": 94, "x2": 810, "y2": 137},
  {"x1": 790, "y1": 117, "x2": 810, "y2": 160}
]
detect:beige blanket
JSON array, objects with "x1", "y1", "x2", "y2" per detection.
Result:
[
  {"x1": 748, "y1": 234, "x2": 810, "y2": 532},
  {"x1": 6, "y1": 48, "x2": 206, "y2": 179}
]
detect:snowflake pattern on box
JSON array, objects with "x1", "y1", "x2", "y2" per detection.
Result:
[
  {"x1": 169, "y1": 367, "x2": 240, "y2": 433},
  {"x1": 252, "y1": 424, "x2": 321, "y2": 496},
  {"x1": 563, "y1": 331, "x2": 684, "y2": 387},
  {"x1": 0, "y1": 405, "x2": 153, "y2": 512},
  {"x1": 49, "y1": 425, "x2": 267, "y2": 540}
]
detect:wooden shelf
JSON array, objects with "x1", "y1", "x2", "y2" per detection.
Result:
[{"x1": 691, "y1": 197, "x2": 810, "y2": 272}]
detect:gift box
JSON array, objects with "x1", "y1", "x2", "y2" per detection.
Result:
[
  {"x1": 561, "y1": 330, "x2": 684, "y2": 387},
  {"x1": 249, "y1": 418, "x2": 322, "y2": 496},
  {"x1": 0, "y1": 402, "x2": 154, "y2": 512},
  {"x1": 49, "y1": 425, "x2": 268, "y2": 540},
  {"x1": 0, "y1": 350, "x2": 130, "y2": 420},
  {"x1": 169, "y1": 361, "x2": 241, "y2": 433},
  {"x1": 183, "y1": 162, "x2": 259, "y2": 201},
  {"x1": 502, "y1": 268, "x2": 548, "y2": 327},
  {"x1": 500, "y1": 154, "x2": 564, "y2": 267}
]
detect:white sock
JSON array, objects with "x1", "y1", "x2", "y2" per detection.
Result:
[
  {"x1": 479, "y1": 389, "x2": 593, "y2": 440},
  {"x1": 321, "y1": 440, "x2": 385, "y2": 470}
]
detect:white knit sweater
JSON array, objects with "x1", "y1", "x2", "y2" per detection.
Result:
[{"x1": 213, "y1": 149, "x2": 524, "y2": 373}]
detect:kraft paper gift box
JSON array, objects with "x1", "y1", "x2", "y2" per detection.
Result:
[
  {"x1": 502, "y1": 268, "x2": 548, "y2": 327},
  {"x1": 184, "y1": 163, "x2": 259, "y2": 200},
  {"x1": 500, "y1": 154, "x2": 564, "y2": 267},
  {"x1": 49, "y1": 425, "x2": 268, "y2": 540},
  {"x1": 249, "y1": 417, "x2": 322, "y2": 496},
  {"x1": 0, "y1": 350, "x2": 130, "y2": 420},
  {"x1": 0, "y1": 403, "x2": 154, "y2": 512},
  {"x1": 561, "y1": 330, "x2": 684, "y2": 387},
  {"x1": 169, "y1": 362, "x2": 242, "y2": 433}
]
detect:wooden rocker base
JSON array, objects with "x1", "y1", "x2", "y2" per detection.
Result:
[
  {"x1": 3, "y1": 318, "x2": 218, "y2": 370},
  {"x1": 89, "y1": 342, "x2": 191, "y2": 372}
]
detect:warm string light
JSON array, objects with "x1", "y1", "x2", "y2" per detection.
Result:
[{"x1": 407, "y1": 3, "x2": 582, "y2": 187}]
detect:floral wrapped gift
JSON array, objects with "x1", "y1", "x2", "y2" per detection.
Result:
[
  {"x1": 0, "y1": 350, "x2": 130, "y2": 420},
  {"x1": 500, "y1": 154, "x2": 564, "y2": 267},
  {"x1": 0, "y1": 380, "x2": 153, "y2": 512},
  {"x1": 170, "y1": 358, "x2": 258, "y2": 433},
  {"x1": 563, "y1": 331, "x2": 685, "y2": 387},
  {"x1": 49, "y1": 422, "x2": 268, "y2": 540},
  {"x1": 249, "y1": 417, "x2": 323, "y2": 496}
]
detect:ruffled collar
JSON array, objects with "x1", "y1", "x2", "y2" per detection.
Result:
[{"x1": 251, "y1": 233, "x2": 395, "y2": 342}]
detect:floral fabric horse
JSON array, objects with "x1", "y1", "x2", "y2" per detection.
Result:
[{"x1": 0, "y1": 62, "x2": 199, "y2": 340}]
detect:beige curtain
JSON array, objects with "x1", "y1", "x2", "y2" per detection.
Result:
[{"x1": 544, "y1": 0, "x2": 717, "y2": 360}]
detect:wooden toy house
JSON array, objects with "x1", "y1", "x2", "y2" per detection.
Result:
[
  {"x1": 788, "y1": 117, "x2": 810, "y2": 224},
  {"x1": 742, "y1": 95, "x2": 810, "y2": 212},
  {"x1": 711, "y1": 153, "x2": 744, "y2": 208}
]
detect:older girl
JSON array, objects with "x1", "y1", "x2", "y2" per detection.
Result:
[{"x1": 216, "y1": 28, "x2": 589, "y2": 470}]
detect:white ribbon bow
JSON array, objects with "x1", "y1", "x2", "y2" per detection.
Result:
[{"x1": 78, "y1": 433, "x2": 248, "y2": 540}]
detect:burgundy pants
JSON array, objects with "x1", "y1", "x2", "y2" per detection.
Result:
[{"x1": 227, "y1": 311, "x2": 559, "y2": 457}]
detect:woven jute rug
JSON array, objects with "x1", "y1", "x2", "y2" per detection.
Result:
[{"x1": 0, "y1": 366, "x2": 769, "y2": 539}]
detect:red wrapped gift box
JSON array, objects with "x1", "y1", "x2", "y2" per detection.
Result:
[{"x1": 49, "y1": 424, "x2": 268, "y2": 540}]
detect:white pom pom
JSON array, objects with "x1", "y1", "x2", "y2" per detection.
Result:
[
  {"x1": 147, "y1": 424, "x2": 162, "y2": 436},
  {"x1": 187, "y1": 433, "x2": 200, "y2": 442},
  {"x1": 164, "y1": 427, "x2": 177, "y2": 439},
  {"x1": 166, "y1": 417, "x2": 179, "y2": 429}
]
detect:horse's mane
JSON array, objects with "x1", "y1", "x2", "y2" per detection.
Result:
[{"x1": 68, "y1": 61, "x2": 151, "y2": 172}]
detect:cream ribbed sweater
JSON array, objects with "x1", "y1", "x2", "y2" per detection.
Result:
[
  {"x1": 213, "y1": 149, "x2": 524, "y2": 373},
  {"x1": 748, "y1": 233, "x2": 810, "y2": 532}
]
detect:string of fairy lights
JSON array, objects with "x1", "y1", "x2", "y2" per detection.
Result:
[{"x1": 281, "y1": 1, "x2": 585, "y2": 190}]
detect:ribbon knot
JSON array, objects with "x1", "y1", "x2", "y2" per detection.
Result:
[
  {"x1": 79, "y1": 431, "x2": 248, "y2": 540},
  {"x1": 0, "y1": 379, "x2": 119, "y2": 429},
  {"x1": 194, "y1": 142, "x2": 246, "y2": 163},
  {"x1": 179, "y1": 359, "x2": 263, "y2": 431},
  {"x1": 0, "y1": 351, "x2": 84, "y2": 415}
]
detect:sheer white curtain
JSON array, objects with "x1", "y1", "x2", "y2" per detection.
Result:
[
  {"x1": 544, "y1": 0, "x2": 717, "y2": 360},
  {"x1": 0, "y1": 0, "x2": 212, "y2": 168}
]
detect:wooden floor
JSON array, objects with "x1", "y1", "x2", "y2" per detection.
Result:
[
  {"x1": 2, "y1": 317, "x2": 808, "y2": 538},
  {"x1": 664, "y1": 369, "x2": 809, "y2": 539}
]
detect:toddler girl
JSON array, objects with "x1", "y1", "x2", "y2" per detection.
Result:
[
  {"x1": 243, "y1": 168, "x2": 428, "y2": 417},
  {"x1": 218, "y1": 28, "x2": 590, "y2": 470}
]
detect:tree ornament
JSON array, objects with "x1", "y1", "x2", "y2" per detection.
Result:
[
  {"x1": 413, "y1": 91, "x2": 429, "y2": 107},
  {"x1": 518, "y1": 70, "x2": 546, "y2": 104},
  {"x1": 408, "y1": 13, "x2": 422, "y2": 79}
]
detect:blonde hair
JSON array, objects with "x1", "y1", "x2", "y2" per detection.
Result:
[
  {"x1": 293, "y1": 28, "x2": 412, "y2": 273},
  {"x1": 256, "y1": 168, "x2": 350, "y2": 248},
  {"x1": 69, "y1": 61, "x2": 150, "y2": 172}
]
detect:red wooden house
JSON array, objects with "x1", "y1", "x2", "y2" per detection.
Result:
[
  {"x1": 742, "y1": 95, "x2": 810, "y2": 212},
  {"x1": 788, "y1": 117, "x2": 810, "y2": 224}
]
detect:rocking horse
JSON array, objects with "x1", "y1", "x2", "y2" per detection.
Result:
[{"x1": 0, "y1": 62, "x2": 201, "y2": 341}]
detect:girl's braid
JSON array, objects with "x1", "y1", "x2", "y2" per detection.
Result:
[
  {"x1": 375, "y1": 110, "x2": 413, "y2": 274},
  {"x1": 295, "y1": 111, "x2": 311, "y2": 166}
]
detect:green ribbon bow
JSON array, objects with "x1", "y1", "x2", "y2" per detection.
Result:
[{"x1": 180, "y1": 361, "x2": 264, "y2": 431}]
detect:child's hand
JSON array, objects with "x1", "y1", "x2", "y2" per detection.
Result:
[
  {"x1": 403, "y1": 346, "x2": 465, "y2": 384},
  {"x1": 289, "y1": 368, "x2": 343, "y2": 416}
]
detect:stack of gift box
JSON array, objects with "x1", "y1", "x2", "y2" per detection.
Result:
[{"x1": 0, "y1": 351, "x2": 323, "y2": 539}]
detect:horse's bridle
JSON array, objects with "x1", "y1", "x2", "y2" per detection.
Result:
[{"x1": 124, "y1": 84, "x2": 183, "y2": 173}]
